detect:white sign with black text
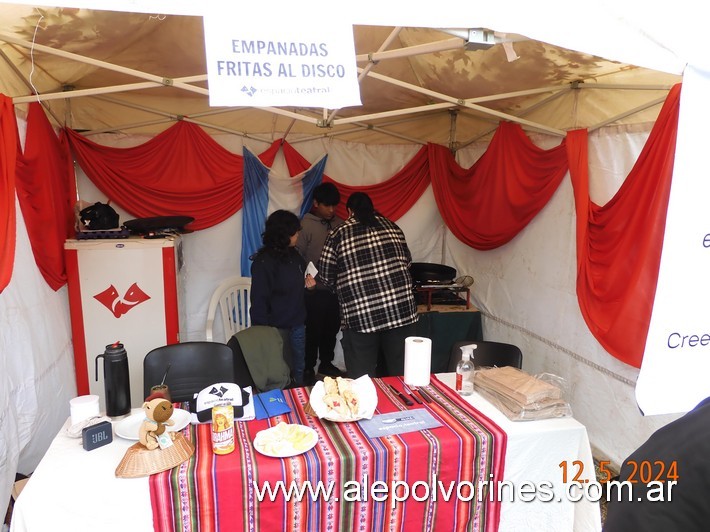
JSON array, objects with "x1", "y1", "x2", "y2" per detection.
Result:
[{"x1": 203, "y1": 6, "x2": 361, "y2": 108}]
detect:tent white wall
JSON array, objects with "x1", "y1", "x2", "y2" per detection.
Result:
[{"x1": 3, "y1": 1, "x2": 710, "y2": 517}]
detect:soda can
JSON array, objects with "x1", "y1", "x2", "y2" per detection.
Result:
[{"x1": 211, "y1": 404, "x2": 235, "y2": 455}]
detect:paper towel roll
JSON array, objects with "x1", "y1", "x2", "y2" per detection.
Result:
[
  {"x1": 404, "y1": 336, "x2": 432, "y2": 386},
  {"x1": 70, "y1": 395, "x2": 100, "y2": 426}
]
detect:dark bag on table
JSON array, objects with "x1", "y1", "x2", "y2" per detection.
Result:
[{"x1": 79, "y1": 202, "x2": 119, "y2": 230}]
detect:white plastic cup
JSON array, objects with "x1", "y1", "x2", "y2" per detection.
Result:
[{"x1": 70, "y1": 395, "x2": 100, "y2": 425}]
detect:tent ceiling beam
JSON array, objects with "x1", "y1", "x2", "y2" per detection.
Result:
[
  {"x1": 448, "y1": 109, "x2": 458, "y2": 151},
  {"x1": 334, "y1": 101, "x2": 455, "y2": 125},
  {"x1": 91, "y1": 95, "x2": 178, "y2": 119},
  {"x1": 0, "y1": 31, "x2": 209, "y2": 97},
  {"x1": 578, "y1": 83, "x2": 674, "y2": 91},
  {"x1": 294, "y1": 107, "x2": 438, "y2": 144},
  {"x1": 258, "y1": 106, "x2": 320, "y2": 125},
  {"x1": 326, "y1": 26, "x2": 404, "y2": 127},
  {"x1": 14, "y1": 81, "x2": 164, "y2": 104},
  {"x1": 12, "y1": 74, "x2": 209, "y2": 104},
  {"x1": 281, "y1": 118, "x2": 297, "y2": 143},
  {"x1": 187, "y1": 106, "x2": 250, "y2": 119},
  {"x1": 458, "y1": 89, "x2": 570, "y2": 148},
  {"x1": 588, "y1": 96, "x2": 667, "y2": 132},
  {"x1": 356, "y1": 68, "x2": 566, "y2": 136},
  {"x1": 438, "y1": 28, "x2": 529, "y2": 46},
  {"x1": 0, "y1": 47, "x2": 63, "y2": 126},
  {"x1": 92, "y1": 94, "x2": 246, "y2": 123},
  {"x1": 83, "y1": 117, "x2": 175, "y2": 136},
  {"x1": 184, "y1": 117, "x2": 274, "y2": 144},
  {"x1": 354, "y1": 36, "x2": 463, "y2": 64},
  {"x1": 466, "y1": 85, "x2": 571, "y2": 104}
]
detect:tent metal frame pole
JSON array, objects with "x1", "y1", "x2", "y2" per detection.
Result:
[
  {"x1": 184, "y1": 118, "x2": 274, "y2": 143},
  {"x1": 91, "y1": 95, "x2": 178, "y2": 119},
  {"x1": 13, "y1": 82, "x2": 163, "y2": 103},
  {"x1": 350, "y1": 68, "x2": 566, "y2": 136},
  {"x1": 588, "y1": 96, "x2": 667, "y2": 132},
  {"x1": 0, "y1": 47, "x2": 62, "y2": 126},
  {"x1": 578, "y1": 83, "x2": 673, "y2": 91},
  {"x1": 85, "y1": 95, "x2": 241, "y2": 134},
  {"x1": 12, "y1": 74, "x2": 209, "y2": 104},
  {"x1": 357, "y1": 27, "x2": 404, "y2": 77},
  {"x1": 259, "y1": 106, "x2": 320, "y2": 125},
  {"x1": 459, "y1": 90, "x2": 570, "y2": 147},
  {"x1": 291, "y1": 122, "x2": 426, "y2": 145},
  {"x1": 354, "y1": 37, "x2": 463, "y2": 64},
  {"x1": 92, "y1": 94, "x2": 245, "y2": 121},
  {"x1": 326, "y1": 26, "x2": 404, "y2": 126},
  {"x1": 0, "y1": 31, "x2": 208, "y2": 96},
  {"x1": 466, "y1": 85, "x2": 571, "y2": 103},
  {"x1": 295, "y1": 108, "x2": 433, "y2": 144},
  {"x1": 82, "y1": 118, "x2": 175, "y2": 136},
  {"x1": 334, "y1": 102, "x2": 455, "y2": 124}
]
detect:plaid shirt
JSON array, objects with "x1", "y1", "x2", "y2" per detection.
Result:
[{"x1": 318, "y1": 215, "x2": 417, "y2": 333}]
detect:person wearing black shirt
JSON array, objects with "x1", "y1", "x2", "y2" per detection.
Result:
[{"x1": 250, "y1": 210, "x2": 315, "y2": 386}]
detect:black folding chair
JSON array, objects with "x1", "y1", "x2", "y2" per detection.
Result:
[
  {"x1": 447, "y1": 340, "x2": 523, "y2": 372},
  {"x1": 143, "y1": 341, "x2": 237, "y2": 402}
]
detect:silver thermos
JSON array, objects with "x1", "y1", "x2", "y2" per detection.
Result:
[{"x1": 95, "y1": 342, "x2": 131, "y2": 417}]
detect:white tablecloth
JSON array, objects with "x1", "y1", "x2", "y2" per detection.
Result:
[
  {"x1": 438, "y1": 373, "x2": 602, "y2": 532},
  {"x1": 12, "y1": 374, "x2": 601, "y2": 532}
]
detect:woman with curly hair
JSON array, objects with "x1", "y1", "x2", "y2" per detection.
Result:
[{"x1": 250, "y1": 210, "x2": 315, "y2": 386}]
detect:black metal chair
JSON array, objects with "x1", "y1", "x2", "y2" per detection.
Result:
[
  {"x1": 143, "y1": 341, "x2": 239, "y2": 402},
  {"x1": 447, "y1": 340, "x2": 523, "y2": 372}
]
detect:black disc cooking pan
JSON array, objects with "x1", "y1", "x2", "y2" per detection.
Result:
[{"x1": 410, "y1": 262, "x2": 457, "y2": 285}]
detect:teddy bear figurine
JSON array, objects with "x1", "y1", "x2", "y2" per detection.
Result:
[{"x1": 138, "y1": 395, "x2": 176, "y2": 450}]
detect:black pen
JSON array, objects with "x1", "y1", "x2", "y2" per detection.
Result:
[{"x1": 388, "y1": 383, "x2": 413, "y2": 406}]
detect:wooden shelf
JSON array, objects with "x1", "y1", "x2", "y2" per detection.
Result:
[{"x1": 414, "y1": 285, "x2": 470, "y2": 311}]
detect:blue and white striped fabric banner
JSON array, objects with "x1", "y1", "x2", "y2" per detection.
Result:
[{"x1": 241, "y1": 148, "x2": 327, "y2": 275}]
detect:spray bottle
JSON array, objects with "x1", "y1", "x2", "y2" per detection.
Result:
[{"x1": 456, "y1": 344, "x2": 476, "y2": 396}]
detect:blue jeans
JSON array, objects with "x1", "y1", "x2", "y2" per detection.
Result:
[{"x1": 280, "y1": 325, "x2": 306, "y2": 385}]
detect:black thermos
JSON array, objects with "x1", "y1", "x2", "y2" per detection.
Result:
[{"x1": 95, "y1": 342, "x2": 131, "y2": 417}]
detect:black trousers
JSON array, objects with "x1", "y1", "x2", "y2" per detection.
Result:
[
  {"x1": 304, "y1": 289, "x2": 341, "y2": 373},
  {"x1": 341, "y1": 323, "x2": 416, "y2": 379}
]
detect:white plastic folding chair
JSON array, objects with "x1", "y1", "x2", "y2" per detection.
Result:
[{"x1": 205, "y1": 276, "x2": 252, "y2": 342}]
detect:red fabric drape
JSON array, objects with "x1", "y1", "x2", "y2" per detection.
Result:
[
  {"x1": 16, "y1": 103, "x2": 74, "y2": 290},
  {"x1": 65, "y1": 121, "x2": 247, "y2": 231},
  {"x1": 280, "y1": 141, "x2": 430, "y2": 221},
  {"x1": 0, "y1": 95, "x2": 18, "y2": 293},
  {"x1": 428, "y1": 122, "x2": 569, "y2": 250},
  {"x1": 569, "y1": 84, "x2": 681, "y2": 368}
]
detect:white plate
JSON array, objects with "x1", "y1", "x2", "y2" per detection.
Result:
[
  {"x1": 309, "y1": 375, "x2": 378, "y2": 422},
  {"x1": 253, "y1": 422, "x2": 318, "y2": 458},
  {"x1": 114, "y1": 408, "x2": 191, "y2": 440}
]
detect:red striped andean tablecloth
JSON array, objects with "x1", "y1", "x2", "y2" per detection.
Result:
[{"x1": 150, "y1": 375, "x2": 506, "y2": 532}]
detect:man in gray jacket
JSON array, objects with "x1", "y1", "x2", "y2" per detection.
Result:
[{"x1": 296, "y1": 182, "x2": 345, "y2": 383}]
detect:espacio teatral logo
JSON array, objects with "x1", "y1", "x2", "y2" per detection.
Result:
[{"x1": 94, "y1": 282, "x2": 151, "y2": 318}]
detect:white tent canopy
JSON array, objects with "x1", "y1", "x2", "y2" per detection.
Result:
[{"x1": 3, "y1": 0, "x2": 709, "y2": 517}]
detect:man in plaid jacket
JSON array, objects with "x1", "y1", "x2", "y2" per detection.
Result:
[{"x1": 318, "y1": 192, "x2": 417, "y2": 379}]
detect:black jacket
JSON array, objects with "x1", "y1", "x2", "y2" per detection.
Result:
[{"x1": 249, "y1": 248, "x2": 306, "y2": 329}]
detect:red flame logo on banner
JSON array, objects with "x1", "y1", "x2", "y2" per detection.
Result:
[{"x1": 94, "y1": 283, "x2": 151, "y2": 318}]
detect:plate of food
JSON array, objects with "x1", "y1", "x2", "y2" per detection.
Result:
[
  {"x1": 309, "y1": 375, "x2": 378, "y2": 422},
  {"x1": 253, "y1": 422, "x2": 318, "y2": 457},
  {"x1": 114, "y1": 408, "x2": 191, "y2": 440}
]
